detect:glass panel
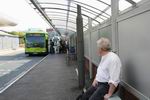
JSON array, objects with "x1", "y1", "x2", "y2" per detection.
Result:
[
  {"x1": 100, "y1": 16, "x2": 108, "y2": 20},
  {"x1": 84, "y1": 25, "x2": 88, "y2": 29},
  {"x1": 119, "y1": 0, "x2": 132, "y2": 11},
  {"x1": 38, "y1": 0, "x2": 68, "y2": 5},
  {"x1": 67, "y1": 22, "x2": 76, "y2": 29},
  {"x1": 52, "y1": 20, "x2": 66, "y2": 26},
  {"x1": 105, "y1": 7, "x2": 111, "y2": 16},
  {"x1": 68, "y1": 17, "x2": 75, "y2": 21},
  {"x1": 82, "y1": 16, "x2": 88, "y2": 25},
  {"x1": 74, "y1": 0, "x2": 108, "y2": 11},
  {"x1": 56, "y1": 26, "x2": 76, "y2": 31},
  {"x1": 67, "y1": 26, "x2": 76, "y2": 30},
  {"x1": 70, "y1": 3, "x2": 77, "y2": 8},
  {"x1": 26, "y1": 0, "x2": 31, "y2": 3},
  {"x1": 45, "y1": 10, "x2": 67, "y2": 13},
  {"x1": 29, "y1": 4, "x2": 35, "y2": 9},
  {"x1": 40, "y1": 4, "x2": 67, "y2": 10},
  {"x1": 96, "y1": 17, "x2": 104, "y2": 23},
  {"x1": 68, "y1": 16, "x2": 76, "y2": 20},
  {"x1": 92, "y1": 23, "x2": 98, "y2": 27},
  {"x1": 98, "y1": 0, "x2": 111, "y2": 5},
  {"x1": 32, "y1": 0, "x2": 112, "y2": 32},
  {"x1": 67, "y1": 11, "x2": 77, "y2": 17},
  {"x1": 82, "y1": 11, "x2": 96, "y2": 19},
  {"x1": 68, "y1": 17, "x2": 87, "y2": 25},
  {"x1": 47, "y1": 13, "x2": 67, "y2": 17},
  {"x1": 69, "y1": 5, "x2": 77, "y2": 12},
  {"x1": 83, "y1": 25, "x2": 88, "y2": 31},
  {"x1": 92, "y1": 21, "x2": 98, "y2": 26},
  {"x1": 51, "y1": 16, "x2": 67, "y2": 20},
  {"x1": 101, "y1": 13, "x2": 110, "y2": 18}
]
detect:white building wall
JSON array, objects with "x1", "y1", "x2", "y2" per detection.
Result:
[
  {"x1": 0, "y1": 34, "x2": 19, "y2": 51},
  {"x1": 0, "y1": 36, "x2": 3, "y2": 50}
]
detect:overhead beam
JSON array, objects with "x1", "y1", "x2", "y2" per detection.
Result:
[
  {"x1": 65, "y1": 0, "x2": 110, "y2": 16},
  {"x1": 125, "y1": 0, "x2": 136, "y2": 6},
  {"x1": 83, "y1": 6, "x2": 110, "y2": 28},
  {"x1": 72, "y1": 0, "x2": 111, "y2": 17},
  {"x1": 43, "y1": 7, "x2": 100, "y2": 18},
  {"x1": 37, "y1": 2, "x2": 108, "y2": 19},
  {"x1": 41, "y1": 7, "x2": 100, "y2": 24},
  {"x1": 96, "y1": 0, "x2": 111, "y2": 6},
  {"x1": 29, "y1": 0, "x2": 61, "y2": 35}
]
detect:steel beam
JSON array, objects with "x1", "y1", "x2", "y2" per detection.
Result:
[
  {"x1": 37, "y1": 2, "x2": 108, "y2": 18},
  {"x1": 65, "y1": 0, "x2": 110, "y2": 17},
  {"x1": 72, "y1": 0, "x2": 110, "y2": 17},
  {"x1": 88, "y1": 18, "x2": 93, "y2": 79},
  {"x1": 96, "y1": 0, "x2": 111, "y2": 6},
  {"x1": 125, "y1": 0, "x2": 136, "y2": 6},
  {"x1": 42, "y1": 7, "x2": 100, "y2": 24},
  {"x1": 30, "y1": 0, "x2": 61, "y2": 35},
  {"x1": 76, "y1": 5, "x2": 85, "y2": 88},
  {"x1": 83, "y1": 6, "x2": 110, "y2": 28},
  {"x1": 111, "y1": 0, "x2": 119, "y2": 53}
]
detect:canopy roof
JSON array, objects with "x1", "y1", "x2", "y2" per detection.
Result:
[{"x1": 27, "y1": 0, "x2": 142, "y2": 35}]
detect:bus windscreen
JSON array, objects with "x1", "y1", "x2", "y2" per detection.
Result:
[{"x1": 26, "y1": 36, "x2": 45, "y2": 48}]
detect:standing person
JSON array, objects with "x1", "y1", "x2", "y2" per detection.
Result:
[
  {"x1": 56, "y1": 40, "x2": 60, "y2": 53},
  {"x1": 50, "y1": 40, "x2": 54, "y2": 54},
  {"x1": 59, "y1": 40, "x2": 63, "y2": 53},
  {"x1": 81, "y1": 37, "x2": 122, "y2": 100}
]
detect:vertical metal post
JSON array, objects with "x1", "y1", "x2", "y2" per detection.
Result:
[
  {"x1": 76, "y1": 5, "x2": 85, "y2": 88},
  {"x1": 111, "y1": 0, "x2": 119, "y2": 53},
  {"x1": 88, "y1": 18, "x2": 93, "y2": 79}
]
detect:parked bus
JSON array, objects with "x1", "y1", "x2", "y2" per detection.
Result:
[{"x1": 24, "y1": 30, "x2": 49, "y2": 55}]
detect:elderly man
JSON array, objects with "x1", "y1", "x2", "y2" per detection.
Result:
[{"x1": 81, "y1": 37, "x2": 122, "y2": 100}]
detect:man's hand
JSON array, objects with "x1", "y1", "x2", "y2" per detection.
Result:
[
  {"x1": 104, "y1": 94, "x2": 112, "y2": 100},
  {"x1": 92, "y1": 79, "x2": 98, "y2": 87},
  {"x1": 104, "y1": 83, "x2": 116, "y2": 100}
]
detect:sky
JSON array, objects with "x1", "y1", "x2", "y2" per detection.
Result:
[{"x1": 0, "y1": 0, "x2": 50, "y2": 32}]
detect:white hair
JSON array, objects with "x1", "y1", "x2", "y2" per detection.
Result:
[{"x1": 97, "y1": 37, "x2": 111, "y2": 51}]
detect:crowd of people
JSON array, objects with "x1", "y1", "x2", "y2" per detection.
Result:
[{"x1": 49, "y1": 39, "x2": 69, "y2": 54}]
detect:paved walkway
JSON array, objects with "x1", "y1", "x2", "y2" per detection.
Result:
[
  {"x1": 0, "y1": 48, "x2": 24, "y2": 56},
  {"x1": 0, "y1": 54, "x2": 80, "y2": 100}
]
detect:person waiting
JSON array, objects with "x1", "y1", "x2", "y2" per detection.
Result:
[{"x1": 81, "y1": 37, "x2": 122, "y2": 100}]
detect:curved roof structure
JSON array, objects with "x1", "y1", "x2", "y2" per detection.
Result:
[{"x1": 26, "y1": 0, "x2": 142, "y2": 34}]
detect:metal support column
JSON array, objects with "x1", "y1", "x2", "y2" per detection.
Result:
[
  {"x1": 111, "y1": 0, "x2": 119, "y2": 53},
  {"x1": 76, "y1": 5, "x2": 85, "y2": 88},
  {"x1": 88, "y1": 18, "x2": 93, "y2": 79}
]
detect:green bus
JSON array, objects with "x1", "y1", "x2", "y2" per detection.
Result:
[{"x1": 24, "y1": 30, "x2": 49, "y2": 55}]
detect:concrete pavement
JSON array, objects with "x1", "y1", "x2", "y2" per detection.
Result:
[
  {"x1": 0, "y1": 48, "x2": 24, "y2": 56},
  {"x1": 0, "y1": 54, "x2": 80, "y2": 100},
  {"x1": 0, "y1": 50, "x2": 45, "y2": 93}
]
